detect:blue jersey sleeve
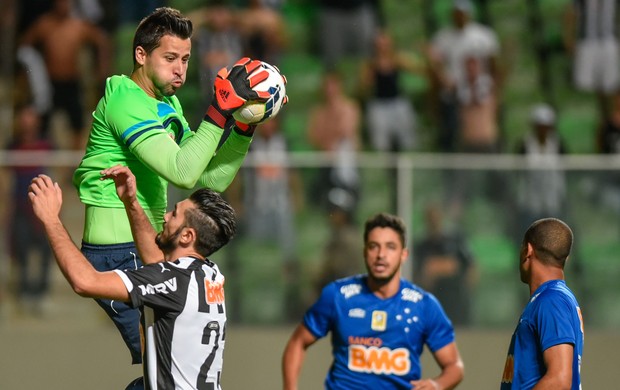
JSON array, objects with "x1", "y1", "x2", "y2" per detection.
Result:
[
  {"x1": 303, "y1": 282, "x2": 337, "y2": 339},
  {"x1": 423, "y1": 293, "x2": 456, "y2": 352},
  {"x1": 536, "y1": 293, "x2": 579, "y2": 351}
]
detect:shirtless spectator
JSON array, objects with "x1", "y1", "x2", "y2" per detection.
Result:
[
  {"x1": 427, "y1": 0, "x2": 501, "y2": 152},
  {"x1": 307, "y1": 71, "x2": 362, "y2": 211},
  {"x1": 19, "y1": 0, "x2": 111, "y2": 149}
]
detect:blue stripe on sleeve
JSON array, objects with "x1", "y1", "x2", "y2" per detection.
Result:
[
  {"x1": 121, "y1": 119, "x2": 160, "y2": 140},
  {"x1": 126, "y1": 125, "x2": 165, "y2": 146}
]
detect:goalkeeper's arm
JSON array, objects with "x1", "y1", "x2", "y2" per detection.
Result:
[{"x1": 131, "y1": 121, "x2": 225, "y2": 189}]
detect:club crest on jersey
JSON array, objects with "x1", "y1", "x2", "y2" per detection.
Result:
[
  {"x1": 371, "y1": 310, "x2": 388, "y2": 331},
  {"x1": 137, "y1": 277, "x2": 177, "y2": 295}
]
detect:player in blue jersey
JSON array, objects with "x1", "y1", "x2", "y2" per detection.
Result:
[
  {"x1": 501, "y1": 218, "x2": 584, "y2": 389},
  {"x1": 282, "y1": 212, "x2": 464, "y2": 390}
]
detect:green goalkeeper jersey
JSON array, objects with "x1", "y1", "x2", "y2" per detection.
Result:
[{"x1": 73, "y1": 75, "x2": 251, "y2": 244}]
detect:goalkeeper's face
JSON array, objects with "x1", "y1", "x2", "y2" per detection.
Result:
[{"x1": 143, "y1": 35, "x2": 191, "y2": 98}]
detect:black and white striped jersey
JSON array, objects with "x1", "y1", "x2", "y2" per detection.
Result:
[{"x1": 115, "y1": 256, "x2": 226, "y2": 390}]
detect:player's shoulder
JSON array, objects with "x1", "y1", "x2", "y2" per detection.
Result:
[{"x1": 105, "y1": 75, "x2": 149, "y2": 104}]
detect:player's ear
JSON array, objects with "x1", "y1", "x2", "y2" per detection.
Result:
[
  {"x1": 180, "y1": 226, "x2": 196, "y2": 246},
  {"x1": 524, "y1": 243, "x2": 535, "y2": 262},
  {"x1": 400, "y1": 247, "x2": 409, "y2": 264},
  {"x1": 135, "y1": 46, "x2": 147, "y2": 66}
]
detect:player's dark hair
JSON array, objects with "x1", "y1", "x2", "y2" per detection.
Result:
[
  {"x1": 523, "y1": 218, "x2": 573, "y2": 268},
  {"x1": 132, "y1": 7, "x2": 193, "y2": 65},
  {"x1": 185, "y1": 188, "x2": 236, "y2": 257},
  {"x1": 363, "y1": 212, "x2": 407, "y2": 247}
]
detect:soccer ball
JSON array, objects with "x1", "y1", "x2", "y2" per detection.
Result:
[{"x1": 233, "y1": 61, "x2": 287, "y2": 125}]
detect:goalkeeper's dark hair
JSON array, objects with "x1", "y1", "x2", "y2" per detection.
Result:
[
  {"x1": 184, "y1": 188, "x2": 236, "y2": 258},
  {"x1": 132, "y1": 7, "x2": 193, "y2": 65},
  {"x1": 363, "y1": 212, "x2": 407, "y2": 248},
  {"x1": 522, "y1": 218, "x2": 573, "y2": 268}
]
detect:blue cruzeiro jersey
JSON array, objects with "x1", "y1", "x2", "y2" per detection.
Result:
[
  {"x1": 304, "y1": 275, "x2": 455, "y2": 389},
  {"x1": 501, "y1": 279, "x2": 584, "y2": 389}
]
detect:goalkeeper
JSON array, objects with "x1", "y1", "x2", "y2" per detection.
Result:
[{"x1": 72, "y1": 7, "x2": 273, "y2": 367}]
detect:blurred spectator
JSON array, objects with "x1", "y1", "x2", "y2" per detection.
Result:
[
  {"x1": 516, "y1": 104, "x2": 568, "y2": 235},
  {"x1": 421, "y1": 0, "x2": 493, "y2": 38},
  {"x1": 594, "y1": 91, "x2": 620, "y2": 213},
  {"x1": 427, "y1": 0, "x2": 501, "y2": 152},
  {"x1": 316, "y1": 0, "x2": 382, "y2": 69},
  {"x1": 18, "y1": 0, "x2": 112, "y2": 150},
  {"x1": 5, "y1": 104, "x2": 54, "y2": 316},
  {"x1": 456, "y1": 54, "x2": 499, "y2": 153},
  {"x1": 313, "y1": 187, "x2": 364, "y2": 297},
  {"x1": 237, "y1": 0, "x2": 288, "y2": 66},
  {"x1": 413, "y1": 203, "x2": 477, "y2": 326},
  {"x1": 189, "y1": 1, "x2": 243, "y2": 110},
  {"x1": 307, "y1": 71, "x2": 362, "y2": 211},
  {"x1": 598, "y1": 90, "x2": 620, "y2": 154},
  {"x1": 525, "y1": 0, "x2": 570, "y2": 106},
  {"x1": 15, "y1": 46, "x2": 52, "y2": 116},
  {"x1": 563, "y1": 0, "x2": 620, "y2": 118},
  {"x1": 359, "y1": 30, "x2": 423, "y2": 153}
]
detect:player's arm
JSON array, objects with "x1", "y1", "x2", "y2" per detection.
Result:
[
  {"x1": 411, "y1": 342, "x2": 464, "y2": 390},
  {"x1": 282, "y1": 323, "x2": 318, "y2": 390},
  {"x1": 127, "y1": 58, "x2": 269, "y2": 190},
  {"x1": 28, "y1": 174, "x2": 130, "y2": 301},
  {"x1": 197, "y1": 127, "x2": 252, "y2": 191},
  {"x1": 101, "y1": 165, "x2": 164, "y2": 264},
  {"x1": 532, "y1": 343, "x2": 574, "y2": 390}
]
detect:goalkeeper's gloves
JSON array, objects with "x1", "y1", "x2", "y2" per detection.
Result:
[
  {"x1": 226, "y1": 117, "x2": 257, "y2": 138},
  {"x1": 204, "y1": 57, "x2": 270, "y2": 129}
]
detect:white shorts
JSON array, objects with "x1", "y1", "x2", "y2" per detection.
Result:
[
  {"x1": 574, "y1": 39, "x2": 620, "y2": 93},
  {"x1": 366, "y1": 96, "x2": 416, "y2": 152}
]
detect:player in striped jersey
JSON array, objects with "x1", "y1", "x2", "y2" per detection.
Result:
[
  {"x1": 29, "y1": 165, "x2": 235, "y2": 390},
  {"x1": 71, "y1": 7, "x2": 276, "y2": 366},
  {"x1": 282, "y1": 213, "x2": 464, "y2": 389}
]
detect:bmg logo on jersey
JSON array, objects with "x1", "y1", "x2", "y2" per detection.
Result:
[
  {"x1": 348, "y1": 344, "x2": 411, "y2": 376},
  {"x1": 137, "y1": 277, "x2": 177, "y2": 295},
  {"x1": 205, "y1": 280, "x2": 225, "y2": 304}
]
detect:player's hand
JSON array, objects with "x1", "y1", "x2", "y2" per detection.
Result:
[
  {"x1": 204, "y1": 57, "x2": 271, "y2": 129},
  {"x1": 228, "y1": 117, "x2": 257, "y2": 137},
  {"x1": 28, "y1": 174, "x2": 63, "y2": 224},
  {"x1": 100, "y1": 165, "x2": 137, "y2": 205},
  {"x1": 410, "y1": 378, "x2": 440, "y2": 390}
]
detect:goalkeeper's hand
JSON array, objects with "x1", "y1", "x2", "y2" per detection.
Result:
[{"x1": 204, "y1": 57, "x2": 270, "y2": 129}]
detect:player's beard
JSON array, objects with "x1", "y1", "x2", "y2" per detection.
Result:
[
  {"x1": 366, "y1": 263, "x2": 400, "y2": 287},
  {"x1": 155, "y1": 225, "x2": 184, "y2": 252}
]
